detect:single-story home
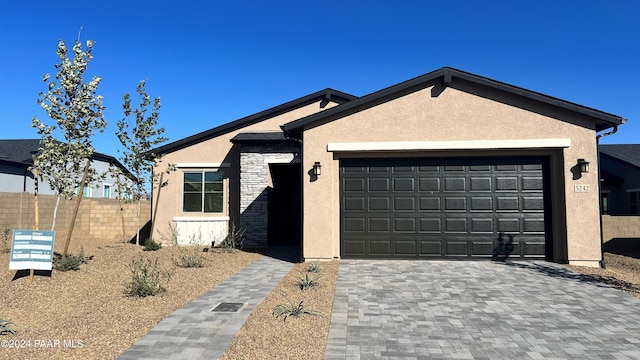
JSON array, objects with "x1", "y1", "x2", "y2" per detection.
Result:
[
  {"x1": 600, "y1": 144, "x2": 640, "y2": 215},
  {"x1": 151, "y1": 67, "x2": 626, "y2": 267},
  {"x1": 0, "y1": 139, "x2": 131, "y2": 199}
]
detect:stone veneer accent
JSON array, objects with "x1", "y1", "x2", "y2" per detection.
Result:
[{"x1": 239, "y1": 144, "x2": 299, "y2": 248}]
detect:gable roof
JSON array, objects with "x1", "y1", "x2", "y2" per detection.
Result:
[
  {"x1": 0, "y1": 139, "x2": 131, "y2": 175},
  {"x1": 282, "y1": 67, "x2": 626, "y2": 134},
  {"x1": 153, "y1": 88, "x2": 357, "y2": 154},
  {"x1": 600, "y1": 144, "x2": 640, "y2": 169}
]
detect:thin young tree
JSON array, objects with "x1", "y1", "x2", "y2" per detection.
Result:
[
  {"x1": 31, "y1": 38, "x2": 107, "y2": 256},
  {"x1": 116, "y1": 80, "x2": 168, "y2": 245}
]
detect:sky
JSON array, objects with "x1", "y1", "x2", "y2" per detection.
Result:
[{"x1": 1, "y1": 1, "x2": 638, "y2": 159}]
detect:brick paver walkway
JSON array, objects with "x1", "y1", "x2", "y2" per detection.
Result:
[{"x1": 326, "y1": 260, "x2": 640, "y2": 360}]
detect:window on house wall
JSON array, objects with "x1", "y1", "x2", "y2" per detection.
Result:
[
  {"x1": 601, "y1": 193, "x2": 609, "y2": 215},
  {"x1": 183, "y1": 170, "x2": 225, "y2": 213},
  {"x1": 103, "y1": 184, "x2": 112, "y2": 199},
  {"x1": 630, "y1": 191, "x2": 639, "y2": 215},
  {"x1": 76, "y1": 185, "x2": 91, "y2": 197}
]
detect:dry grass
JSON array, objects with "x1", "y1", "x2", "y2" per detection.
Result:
[{"x1": 0, "y1": 237, "x2": 261, "y2": 360}]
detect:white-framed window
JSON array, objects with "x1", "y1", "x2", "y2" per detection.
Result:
[
  {"x1": 76, "y1": 185, "x2": 91, "y2": 197},
  {"x1": 103, "y1": 184, "x2": 112, "y2": 199},
  {"x1": 183, "y1": 170, "x2": 226, "y2": 213}
]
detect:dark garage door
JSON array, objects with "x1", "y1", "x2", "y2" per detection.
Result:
[{"x1": 340, "y1": 157, "x2": 550, "y2": 259}]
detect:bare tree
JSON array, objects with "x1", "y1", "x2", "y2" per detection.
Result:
[{"x1": 116, "y1": 80, "x2": 169, "y2": 245}]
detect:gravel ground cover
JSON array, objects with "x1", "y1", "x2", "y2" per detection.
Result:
[
  {"x1": 0, "y1": 238, "x2": 260, "y2": 360},
  {"x1": 1, "y1": 233, "x2": 638, "y2": 360},
  {"x1": 221, "y1": 260, "x2": 339, "y2": 360}
]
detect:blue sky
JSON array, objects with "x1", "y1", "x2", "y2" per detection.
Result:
[{"x1": 1, "y1": 1, "x2": 638, "y2": 158}]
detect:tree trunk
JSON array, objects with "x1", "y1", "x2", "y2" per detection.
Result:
[
  {"x1": 62, "y1": 159, "x2": 91, "y2": 258},
  {"x1": 136, "y1": 198, "x2": 141, "y2": 245},
  {"x1": 51, "y1": 194, "x2": 61, "y2": 231},
  {"x1": 34, "y1": 175, "x2": 39, "y2": 231}
]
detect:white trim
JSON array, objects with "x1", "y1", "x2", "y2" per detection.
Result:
[
  {"x1": 327, "y1": 139, "x2": 571, "y2": 152},
  {"x1": 174, "y1": 162, "x2": 231, "y2": 168},
  {"x1": 103, "y1": 183, "x2": 113, "y2": 198},
  {"x1": 173, "y1": 216, "x2": 230, "y2": 222}
]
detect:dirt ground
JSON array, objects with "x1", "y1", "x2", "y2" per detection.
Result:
[{"x1": 1, "y1": 233, "x2": 638, "y2": 360}]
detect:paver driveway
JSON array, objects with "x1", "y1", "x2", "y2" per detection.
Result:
[{"x1": 325, "y1": 260, "x2": 640, "y2": 360}]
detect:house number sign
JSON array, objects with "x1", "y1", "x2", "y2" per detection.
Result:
[{"x1": 574, "y1": 184, "x2": 590, "y2": 193}]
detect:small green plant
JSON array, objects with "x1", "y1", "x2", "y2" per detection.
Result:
[
  {"x1": 1, "y1": 223, "x2": 11, "y2": 253},
  {"x1": 307, "y1": 262, "x2": 321, "y2": 273},
  {"x1": 158, "y1": 222, "x2": 179, "y2": 245},
  {"x1": 126, "y1": 255, "x2": 173, "y2": 297},
  {"x1": 0, "y1": 318, "x2": 16, "y2": 335},
  {"x1": 53, "y1": 248, "x2": 87, "y2": 272},
  {"x1": 272, "y1": 294, "x2": 321, "y2": 323},
  {"x1": 144, "y1": 238, "x2": 162, "y2": 251},
  {"x1": 217, "y1": 221, "x2": 245, "y2": 250},
  {"x1": 175, "y1": 247, "x2": 206, "y2": 268},
  {"x1": 298, "y1": 273, "x2": 321, "y2": 290}
]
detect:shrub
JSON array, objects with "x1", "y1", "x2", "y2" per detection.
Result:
[
  {"x1": 144, "y1": 238, "x2": 162, "y2": 251},
  {"x1": 272, "y1": 294, "x2": 321, "y2": 323},
  {"x1": 298, "y1": 273, "x2": 321, "y2": 290},
  {"x1": 217, "y1": 221, "x2": 245, "y2": 250},
  {"x1": 126, "y1": 255, "x2": 173, "y2": 297},
  {"x1": 175, "y1": 247, "x2": 206, "y2": 268},
  {"x1": 307, "y1": 262, "x2": 321, "y2": 273},
  {"x1": 53, "y1": 249, "x2": 87, "y2": 272},
  {"x1": 0, "y1": 318, "x2": 16, "y2": 335},
  {"x1": 158, "y1": 222, "x2": 179, "y2": 245},
  {"x1": 1, "y1": 223, "x2": 11, "y2": 253}
]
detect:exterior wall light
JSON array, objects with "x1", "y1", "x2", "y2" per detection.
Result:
[
  {"x1": 313, "y1": 161, "x2": 322, "y2": 176},
  {"x1": 577, "y1": 158, "x2": 590, "y2": 174}
]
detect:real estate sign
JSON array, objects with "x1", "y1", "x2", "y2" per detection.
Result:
[{"x1": 9, "y1": 230, "x2": 55, "y2": 271}]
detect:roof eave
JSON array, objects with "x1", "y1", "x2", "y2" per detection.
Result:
[{"x1": 282, "y1": 67, "x2": 625, "y2": 133}]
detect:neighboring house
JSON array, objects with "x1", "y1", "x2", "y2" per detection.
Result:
[
  {"x1": 151, "y1": 67, "x2": 625, "y2": 267},
  {"x1": 599, "y1": 144, "x2": 640, "y2": 215},
  {"x1": 0, "y1": 139, "x2": 130, "y2": 199}
]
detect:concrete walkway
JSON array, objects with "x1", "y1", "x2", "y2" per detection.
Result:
[
  {"x1": 326, "y1": 260, "x2": 640, "y2": 360},
  {"x1": 118, "y1": 248, "x2": 297, "y2": 360}
]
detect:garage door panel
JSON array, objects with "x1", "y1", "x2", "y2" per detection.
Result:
[
  {"x1": 344, "y1": 218, "x2": 365, "y2": 232},
  {"x1": 369, "y1": 178, "x2": 390, "y2": 191},
  {"x1": 395, "y1": 240, "x2": 417, "y2": 255},
  {"x1": 470, "y1": 197, "x2": 493, "y2": 211},
  {"x1": 369, "y1": 240, "x2": 391, "y2": 255},
  {"x1": 341, "y1": 157, "x2": 549, "y2": 259},
  {"x1": 419, "y1": 197, "x2": 441, "y2": 211},
  {"x1": 419, "y1": 178, "x2": 440, "y2": 191},
  {"x1": 394, "y1": 218, "x2": 416, "y2": 232},
  {"x1": 420, "y1": 241, "x2": 442, "y2": 256},
  {"x1": 471, "y1": 241, "x2": 495, "y2": 256},
  {"x1": 470, "y1": 177, "x2": 492, "y2": 191},
  {"x1": 393, "y1": 197, "x2": 415, "y2": 211},
  {"x1": 419, "y1": 218, "x2": 441, "y2": 233},
  {"x1": 444, "y1": 177, "x2": 466, "y2": 191},
  {"x1": 445, "y1": 241, "x2": 468, "y2": 256}
]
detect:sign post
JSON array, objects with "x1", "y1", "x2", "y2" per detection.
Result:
[{"x1": 9, "y1": 230, "x2": 55, "y2": 281}]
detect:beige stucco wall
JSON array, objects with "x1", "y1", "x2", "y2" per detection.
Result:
[
  {"x1": 301, "y1": 83, "x2": 602, "y2": 266},
  {"x1": 152, "y1": 100, "x2": 340, "y2": 241}
]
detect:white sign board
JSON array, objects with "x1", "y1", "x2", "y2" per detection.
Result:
[{"x1": 9, "y1": 230, "x2": 55, "y2": 271}]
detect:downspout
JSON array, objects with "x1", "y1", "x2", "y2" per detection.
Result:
[{"x1": 596, "y1": 125, "x2": 619, "y2": 268}]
